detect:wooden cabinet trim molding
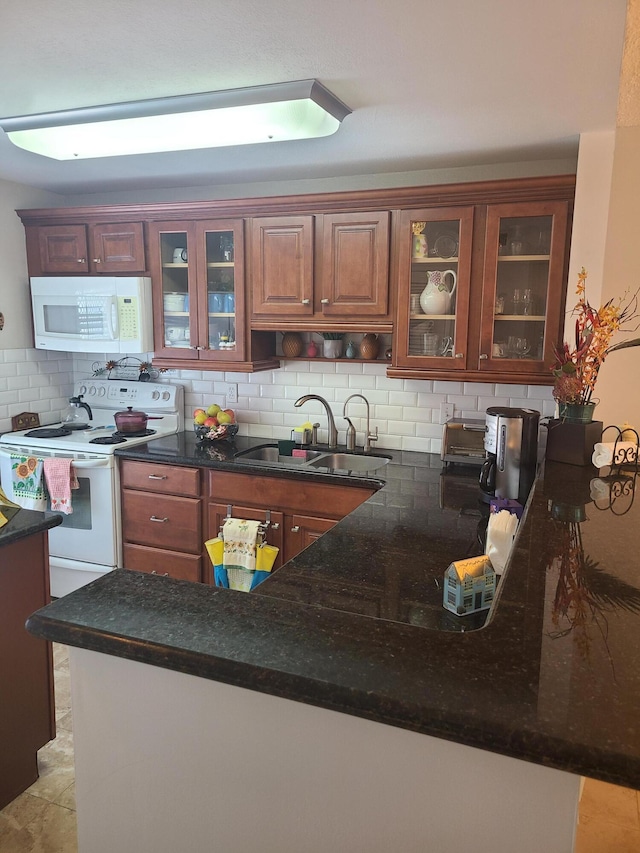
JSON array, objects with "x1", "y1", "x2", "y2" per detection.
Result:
[{"x1": 16, "y1": 175, "x2": 575, "y2": 225}]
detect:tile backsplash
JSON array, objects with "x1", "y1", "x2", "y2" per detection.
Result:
[
  {"x1": 73, "y1": 354, "x2": 556, "y2": 454},
  {"x1": 0, "y1": 348, "x2": 74, "y2": 435},
  {"x1": 0, "y1": 348, "x2": 554, "y2": 452}
]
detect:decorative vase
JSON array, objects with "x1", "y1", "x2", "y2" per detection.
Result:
[
  {"x1": 359, "y1": 333, "x2": 380, "y2": 360},
  {"x1": 323, "y1": 339, "x2": 342, "y2": 359},
  {"x1": 281, "y1": 331, "x2": 303, "y2": 358},
  {"x1": 345, "y1": 340, "x2": 357, "y2": 359},
  {"x1": 419, "y1": 270, "x2": 457, "y2": 315},
  {"x1": 558, "y1": 402, "x2": 597, "y2": 424},
  {"x1": 306, "y1": 340, "x2": 318, "y2": 358}
]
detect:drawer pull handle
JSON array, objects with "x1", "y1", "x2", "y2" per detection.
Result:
[
  {"x1": 148, "y1": 474, "x2": 168, "y2": 480},
  {"x1": 320, "y1": 298, "x2": 330, "y2": 304},
  {"x1": 301, "y1": 298, "x2": 310, "y2": 305},
  {"x1": 150, "y1": 516, "x2": 169, "y2": 523},
  {"x1": 270, "y1": 522, "x2": 280, "y2": 530},
  {"x1": 151, "y1": 571, "x2": 170, "y2": 576},
  {"x1": 291, "y1": 525, "x2": 300, "y2": 533},
  {"x1": 92, "y1": 258, "x2": 101, "y2": 263}
]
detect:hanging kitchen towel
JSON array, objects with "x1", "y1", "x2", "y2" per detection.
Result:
[
  {"x1": 10, "y1": 454, "x2": 46, "y2": 511},
  {"x1": 43, "y1": 458, "x2": 79, "y2": 515},
  {"x1": 222, "y1": 518, "x2": 261, "y2": 592}
]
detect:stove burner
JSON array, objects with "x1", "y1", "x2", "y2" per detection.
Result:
[
  {"x1": 25, "y1": 427, "x2": 72, "y2": 438},
  {"x1": 90, "y1": 435, "x2": 127, "y2": 445},
  {"x1": 112, "y1": 429, "x2": 157, "y2": 439}
]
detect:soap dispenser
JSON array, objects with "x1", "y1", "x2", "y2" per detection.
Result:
[{"x1": 62, "y1": 394, "x2": 93, "y2": 429}]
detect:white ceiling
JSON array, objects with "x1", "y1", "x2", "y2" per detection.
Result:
[{"x1": 0, "y1": 0, "x2": 628, "y2": 197}]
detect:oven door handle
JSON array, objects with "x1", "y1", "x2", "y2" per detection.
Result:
[{"x1": 0, "y1": 449, "x2": 111, "y2": 469}]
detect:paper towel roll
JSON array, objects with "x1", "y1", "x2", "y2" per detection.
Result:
[{"x1": 591, "y1": 441, "x2": 638, "y2": 468}]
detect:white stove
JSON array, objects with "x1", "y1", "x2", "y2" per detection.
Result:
[
  {"x1": 0, "y1": 378, "x2": 184, "y2": 596},
  {"x1": 1, "y1": 378, "x2": 183, "y2": 456}
]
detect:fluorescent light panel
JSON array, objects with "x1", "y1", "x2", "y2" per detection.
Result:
[{"x1": 0, "y1": 80, "x2": 351, "y2": 160}]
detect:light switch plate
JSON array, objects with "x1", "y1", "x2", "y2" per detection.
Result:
[{"x1": 440, "y1": 402, "x2": 455, "y2": 423}]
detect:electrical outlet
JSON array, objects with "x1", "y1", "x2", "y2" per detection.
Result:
[
  {"x1": 440, "y1": 402, "x2": 455, "y2": 423},
  {"x1": 225, "y1": 383, "x2": 238, "y2": 405}
]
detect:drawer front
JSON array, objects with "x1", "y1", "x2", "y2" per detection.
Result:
[
  {"x1": 207, "y1": 470, "x2": 375, "y2": 517},
  {"x1": 122, "y1": 490, "x2": 202, "y2": 553},
  {"x1": 123, "y1": 543, "x2": 202, "y2": 583},
  {"x1": 120, "y1": 460, "x2": 200, "y2": 497}
]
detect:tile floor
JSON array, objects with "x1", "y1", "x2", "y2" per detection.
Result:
[{"x1": 0, "y1": 644, "x2": 639, "y2": 852}]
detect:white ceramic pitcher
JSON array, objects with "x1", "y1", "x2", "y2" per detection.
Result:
[{"x1": 419, "y1": 270, "x2": 457, "y2": 315}]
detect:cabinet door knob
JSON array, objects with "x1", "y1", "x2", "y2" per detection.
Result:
[
  {"x1": 301, "y1": 298, "x2": 310, "y2": 305},
  {"x1": 320, "y1": 298, "x2": 330, "y2": 304},
  {"x1": 291, "y1": 525, "x2": 300, "y2": 533},
  {"x1": 92, "y1": 258, "x2": 101, "y2": 263},
  {"x1": 270, "y1": 522, "x2": 280, "y2": 530},
  {"x1": 150, "y1": 516, "x2": 169, "y2": 523},
  {"x1": 77, "y1": 258, "x2": 86, "y2": 263},
  {"x1": 455, "y1": 352, "x2": 464, "y2": 359},
  {"x1": 479, "y1": 353, "x2": 489, "y2": 360}
]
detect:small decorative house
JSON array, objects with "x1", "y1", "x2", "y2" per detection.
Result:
[{"x1": 443, "y1": 555, "x2": 496, "y2": 616}]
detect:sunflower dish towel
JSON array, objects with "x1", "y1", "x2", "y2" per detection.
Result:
[{"x1": 10, "y1": 454, "x2": 46, "y2": 511}]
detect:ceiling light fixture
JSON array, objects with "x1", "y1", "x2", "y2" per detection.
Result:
[{"x1": 0, "y1": 79, "x2": 351, "y2": 160}]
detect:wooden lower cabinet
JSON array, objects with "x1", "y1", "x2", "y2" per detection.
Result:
[
  {"x1": 284, "y1": 514, "x2": 336, "y2": 563},
  {"x1": 120, "y1": 460, "x2": 203, "y2": 583},
  {"x1": 0, "y1": 530, "x2": 55, "y2": 809},
  {"x1": 120, "y1": 459, "x2": 376, "y2": 586}
]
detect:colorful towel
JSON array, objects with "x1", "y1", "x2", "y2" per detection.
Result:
[
  {"x1": 43, "y1": 458, "x2": 79, "y2": 515},
  {"x1": 221, "y1": 519, "x2": 261, "y2": 591},
  {"x1": 206, "y1": 536, "x2": 278, "y2": 591},
  {"x1": 10, "y1": 454, "x2": 46, "y2": 511}
]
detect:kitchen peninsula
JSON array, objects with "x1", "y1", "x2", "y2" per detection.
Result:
[{"x1": 26, "y1": 436, "x2": 640, "y2": 852}]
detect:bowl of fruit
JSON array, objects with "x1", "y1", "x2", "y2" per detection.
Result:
[{"x1": 193, "y1": 404, "x2": 238, "y2": 442}]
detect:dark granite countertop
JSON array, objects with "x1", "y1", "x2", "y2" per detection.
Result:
[
  {"x1": 26, "y1": 431, "x2": 640, "y2": 790},
  {"x1": 0, "y1": 507, "x2": 62, "y2": 548}
]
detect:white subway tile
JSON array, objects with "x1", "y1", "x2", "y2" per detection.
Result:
[
  {"x1": 509, "y1": 397, "x2": 531, "y2": 409},
  {"x1": 361, "y1": 389, "x2": 389, "y2": 406},
  {"x1": 403, "y1": 378, "x2": 433, "y2": 393},
  {"x1": 386, "y1": 420, "x2": 416, "y2": 437},
  {"x1": 496, "y1": 383, "x2": 527, "y2": 396},
  {"x1": 417, "y1": 392, "x2": 446, "y2": 408},
  {"x1": 402, "y1": 436, "x2": 431, "y2": 452},
  {"x1": 379, "y1": 434, "x2": 402, "y2": 450},
  {"x1": 416, "y1": 422, "x2": 444, "y2": 439},
  {"x1": 351, "y1": 373, "x2": 376, "y2": 389},
  {"x1": 259, "y1": 412, "x2": 284, "y2": 426},
  {"x1": 247, "y1": 398, "x2": 273, "y2": 411},
  {"x1": 526, "y1": 385, "x2": 554, "y2": 400},
  {"x1": 478, "y1": 396, "x2": 510, "y2": 411},
  {"x1": 0, "y1": 362, "x2": 18, "y2": 378},
  {"x1": 375, "y1": 405, "x2": 404, "y2": 420},
  {"x1": 336, "y1": 361, "x2": 362, "y2": 375},
  {"x1": 389, "y1": 390, "x2": 418, "y2": 407},
  {"x1": 463, "y1": 382, "x2": 495, "y2": 396},
  {"x1": 406, "y1": 406, "x2": 433, "y2": 423},
  {"x1": 434, "y1": 380, "x2": 463, "y2": 394},
  {"x1": 321, "y1": 374, "x2": 349, "y2": 389}
]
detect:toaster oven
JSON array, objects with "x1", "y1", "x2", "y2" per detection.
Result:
[{"x1": 441, "y1": 417, "x2": 486, "y2": 466}]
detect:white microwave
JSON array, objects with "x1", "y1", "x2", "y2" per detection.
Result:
[{"x1": 30, "y1": 276, "x2": 153, "y2": 353}]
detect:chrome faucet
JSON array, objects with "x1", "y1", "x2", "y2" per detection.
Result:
[
  {"x1": 343, "y1": 394, "x2": 378, "y2": 453},
  {"x1": 294, "y1": 395, "x2": 338, "y2": 449}
]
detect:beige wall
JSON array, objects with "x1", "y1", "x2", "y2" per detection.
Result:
[
  {"x1": 0, "y1": 177, "x2": 63, "y2": 349},
  {"x1": 591, "y1": 0, "x2": 640, "y2": 431}
]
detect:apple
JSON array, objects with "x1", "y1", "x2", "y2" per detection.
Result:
[
  {"x1": 217, "y1": 411, "x2": 233, "y2": 425},
  {"x1": 207, "y1": 403, "x2": 221, "y2": 417},
  {"x1": 193, "y1": 411, "x2": 207, "y2": 425},
  {"x1": 204, "y1": 416, "x2": 218, "y2": 427},
  {"x1": 223, "y1": 408, "x2": 235, "y2": 422}
]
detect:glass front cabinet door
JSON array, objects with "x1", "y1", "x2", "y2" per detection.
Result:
[
  {"x1": 395, "y1": 207, "x2": 474, "y2": 370},
  {"x1": 150, "y1": 219, "x2": 244, "y2": 363},
  {"x1": 479, "y1": 201, "x2": 570, "y2": 376}
]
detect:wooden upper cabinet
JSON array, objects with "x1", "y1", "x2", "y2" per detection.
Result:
[
  {"x1": 250, "y1": 216, "x2": 314, "y2": 316},
  {"x1": 27, "y1": 222, "x2": 145, "y2": 274},
  {"x1": 319, "y1": 212, "x2": 390, "y2": 317},
  {"x1": 88, "y1": 223, "x2": 146, "y2": 272},
  {"x1": 250, "y1": 211, "x2": 391, "y2": 324}
]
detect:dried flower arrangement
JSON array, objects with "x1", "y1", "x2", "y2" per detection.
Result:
[{"x1": 552, "y1": 268, "x2": 640, "y2": 405}]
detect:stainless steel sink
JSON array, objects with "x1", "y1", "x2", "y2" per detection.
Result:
[
  {"x1": 234, "y1": 445, "x2": 323, "y2": 464},
  {"x1": 306, "y1": 453, "x2": 390, "y2": 472}
]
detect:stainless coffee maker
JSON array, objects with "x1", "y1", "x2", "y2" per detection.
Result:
[{"x1": 479, "y1": 406, "x2": 540, "y2": 505}]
